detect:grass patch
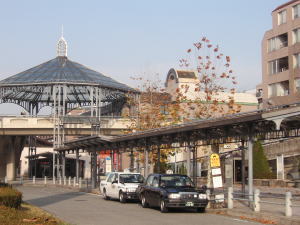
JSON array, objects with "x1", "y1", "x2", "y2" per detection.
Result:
[{"x1": 0, "y1": 202, "x2": 71, "y2": 225}]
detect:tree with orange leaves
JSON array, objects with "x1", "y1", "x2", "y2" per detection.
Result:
[{"x1": 177, "y1": 37, "x2": 241, "y2": 120}]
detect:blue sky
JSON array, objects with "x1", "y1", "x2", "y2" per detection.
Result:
[{"x1": 0, "y1": 0, "x2": 288, "y2": 95}]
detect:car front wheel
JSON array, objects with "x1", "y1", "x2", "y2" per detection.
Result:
[
  {"x1": 141, "y1": 194, "x2": 148, "y2": 208},
  {"x1": 119, "y1": 192, "x2": 126, "y2": 203},
  {"x1": 160, "y1": 199, "x2": 168, "y2": 213},
  {"x1": 103, "y1": 189, "x2": 109, "y2": 200}
]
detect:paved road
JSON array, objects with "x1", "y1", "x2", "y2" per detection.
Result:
[{"x1": 17, "y1": 186, "x2": 260, "y2": 225}]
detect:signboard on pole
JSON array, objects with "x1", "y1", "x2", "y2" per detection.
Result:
[
  {"x1": 210, "y1": 153, "x2": 223, "y2": 190},
  {"x1": 210, "y1": 153, "x2": 220, "y2": 168}
]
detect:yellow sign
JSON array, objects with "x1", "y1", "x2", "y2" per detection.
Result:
[{"x1": 210, "y1": 153, "x2": 220, "y2": 168}]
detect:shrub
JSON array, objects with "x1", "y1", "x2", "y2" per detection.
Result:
[
  {"x1": 0, "y1": 187, "x2": 22, "y2": 208},
  {"x1": 0, "y1": 183, "x2": 11, "y2": 188},
  {"x1": 253, "y1": 140, "x2": 274, "y2": 179}
]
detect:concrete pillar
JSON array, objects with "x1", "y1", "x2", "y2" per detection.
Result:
[
  {"x1": 225, "y1": 155, "x2": 233, "y2": 188},
  {"x1": 277, "y1": 154, "x2": 284, "y2": 180},
  {"x1": 228, "y1": 187, "x2": 233, "y2": 209},
  {"x1": 285, "y1": 192, "x2": 292, "y2": 217},
  {"x1": 76, "y1": 149, "x2": 79, "y2": 182},
  {"x1": 248, "y1": 136, "x2": 254, "y2": 203},
  {"x1": 6, "y1": 145, "x2": 16, "y2": 181},
  {"x1": 254, "y1": 189, "x2": 260, "y2": 212}
]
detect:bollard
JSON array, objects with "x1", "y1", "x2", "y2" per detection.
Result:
[
  {"x1": 4, "y1": 176, "x2": 7, "y2": 184},
  {"x1": 206, "y1": 189, "x2": 211, "y2": 209},
  {"x1": 73, "y1": 177, "x2": 76, "y2": 187},
  {"x1": 228, "y1": 187, "x2": 233, "y2": 209},
  {"x1": 59, "y1": 176, "x2": 62, "y2": 185},
  {"x1": 20, "y1": 176, "x2": 23, "y2": 185},
  {"x1": 33, "y1": 176, "x2": 36, "y2": 184},
  {"x1": 254, "y1": 189, "x2": 260, "y2": 212},
  {"x1": 68, "y1": 177, "x2": 71, "y2": 186},
  {"x1": 53, "y1": 176, "x2": 56, "y2": 185},
  {"x1": 285, "y1": 192, "x2": 292, "y2": 217},
  {"x1": 63, "y1": 176, "x2": 66, "y2": 185},
  {"x1": 79, "y1": 177, "x2": 82, "y2": 188},
  {"x1": 44, "y1": 176, "x2": 47, "y2": 185}
]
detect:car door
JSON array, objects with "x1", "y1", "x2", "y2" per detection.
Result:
[
  {"x1": 106, "y1": 173, "x2": 115, "y2": 197},
  {"x1": 111, "y1": 173, "x2": 119, "y2": 198},
  {"x1": 143, "y1": 175, "x2": 154, "y2": 204},
  {"x1": 150, "y1": 176, "x2": 161, "y2": 207}
]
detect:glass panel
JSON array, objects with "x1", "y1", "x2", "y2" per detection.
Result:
[
  {"x1": 296, "y1": 79, "x2": 300, "y2": 92},
  {"x1": 294, "y1": 4, "x2": 300, "y2": 19},
  {"x1": 278, "y1": 10, "x2": 287, "y2": 25}
]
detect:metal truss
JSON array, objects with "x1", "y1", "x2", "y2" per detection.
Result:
[{"x1": 0, "y1": 83, "x2": 139, "y2": 179}]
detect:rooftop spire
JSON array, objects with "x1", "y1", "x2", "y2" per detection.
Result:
[{"x1": 57, "y1": 25, "x2": 68, "y2": 57}]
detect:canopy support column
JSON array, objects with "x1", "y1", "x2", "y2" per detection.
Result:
[
  {"x1": 91, "y1": 150, "x2": 97, "y2": 189},
  {"x1": 76, "y1": 149, "x2": 79, "y2": 182},
  {"x1": 144, "y1": 148, "x2": 149, "y2": 178},
  {"x1": 248, "y1": 135, "x2": 254, "y2": 204}
]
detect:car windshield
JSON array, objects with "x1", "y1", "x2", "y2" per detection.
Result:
[
  {"x1": 160, "y1": 175, "x2": 194, "y2": 187},
  {"x1": 119, "y1": 174, "x2": 144, "y2": 183}
]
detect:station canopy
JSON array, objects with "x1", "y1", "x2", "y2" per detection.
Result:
[
  {"x1": 0, "y1": 35, "x2": 136, "y2": 114},
  {"x1": 0, "y1": 56, "x2": 133, "y2": 91}
]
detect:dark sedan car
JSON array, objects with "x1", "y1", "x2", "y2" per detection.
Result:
[{"x1": 136, "y1": 173, "x2": 208, "y2": 213}]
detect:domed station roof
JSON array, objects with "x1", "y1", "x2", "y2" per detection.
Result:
[{"x1": 0, "y1": 35, "x2": 137, "y2": 115}]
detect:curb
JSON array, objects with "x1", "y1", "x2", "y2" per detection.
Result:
[{"x1": 208, "y1": 208, "x2": 300, "y2": 225}]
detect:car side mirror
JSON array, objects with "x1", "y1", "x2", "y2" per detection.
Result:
[{"x1": 112, "y1": 180, "x2": 118, "y2": 184}]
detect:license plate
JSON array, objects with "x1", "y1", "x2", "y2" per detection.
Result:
[{"x1": 185, "y1": 202, "x2": 194, "y2": 207}]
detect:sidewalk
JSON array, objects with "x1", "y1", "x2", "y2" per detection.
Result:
[{"x1": 224, "y1": 185, "x2": 300, "y2": 225}]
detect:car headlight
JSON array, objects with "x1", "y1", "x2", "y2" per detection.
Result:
[
  {"x1": 198, "y1": 194, "x2": 207, "y2": 199},
  {"x1": 168, "y1": 193, "x2": 180, "y2": 199}
]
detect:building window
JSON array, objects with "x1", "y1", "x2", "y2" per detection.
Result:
[
  {"x1": 268, "y1": 33, "x2": 288, "y2": 52},
  {"x1": 268, "y1": 57, "x2": 289, "y2": 75},
  {"x1": 294, "y1": 53, "x2": 300, "y2": 68},
  {"x1": 278, "y1": 10, "x2": 287, "y2": 25},
  {"x1": 296, "y1": 78, "x2": 300, "y2": 92},
  {"x1": 293, "y1": 4, "x2": 300, "y2": 19},
  {"x1": 293, "y1": 28, "x2": 300, "y2": 44},
  {"x1": 268, "y1": 81, "x2": 290, "y2": 97}
]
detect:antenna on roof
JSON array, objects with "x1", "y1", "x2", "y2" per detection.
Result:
[{"x1": 57, "y1": 25, "x2": 68, "y2": 57}]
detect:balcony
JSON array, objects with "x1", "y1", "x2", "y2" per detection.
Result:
[
  {"x1": 268, "y1": 56, "x2": 289, "y2": 75},
  {"x1": 268, "y1": 33, "x2": 288, "y2": 52},
  {"x1": 268, "y1": 80, "x2": 290, "y2": 98}
]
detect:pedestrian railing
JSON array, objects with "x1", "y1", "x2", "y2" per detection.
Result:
[
  {"x1": 15, "y1": 176, "x2": 93, "y2": 190},
  {"x1": 226, "y1": 187, "x2": 300, "y2": 217}
]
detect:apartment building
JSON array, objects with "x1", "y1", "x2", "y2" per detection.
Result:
[{"x1": 259, "y1": 0, "x2": 300, "y2": 108}]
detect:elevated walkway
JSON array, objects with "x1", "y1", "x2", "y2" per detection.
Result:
[{"x1": 0, "y1": 116, "x2": 131, "y2": 135}]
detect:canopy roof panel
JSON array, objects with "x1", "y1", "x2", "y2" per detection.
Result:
[{"x1": 0, "y1": 56, "x2": 134, "y2": 92}]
